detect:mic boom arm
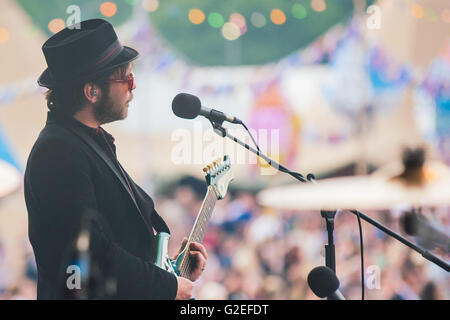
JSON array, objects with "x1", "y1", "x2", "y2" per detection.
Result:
[
  {"x1": 210, "y1": 120, "x2": 308, "y2": 183},
  {"x1": 210, "y1": 121, "x2": 450, "y2": 272}
]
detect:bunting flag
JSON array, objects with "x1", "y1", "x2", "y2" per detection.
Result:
[
  {"x1": 414, "y1": 41, "x2": 450, "y2": 164},
  {"x1": 249, "y1": 82, "x2": 301, "y2": 169},
  {"x1": 366, "y1": 46, "x2": 411, "y2": 95},
  {"x1": 4, "y1": 1, "x2": 450, "y2": 167},
  {"x1": 0, "y1": 123, "x2": 21, "y2": 171},
  {"x1": 0, "y1": 123, "x2": 21, "y2": 199},
  {"x1": 0, "y1": 159, "x2": 21, "y2": 198}
]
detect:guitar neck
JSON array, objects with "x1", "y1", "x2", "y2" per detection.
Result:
[{"x1": 178, "y1": 186, "x2": 217, "y2": 278}]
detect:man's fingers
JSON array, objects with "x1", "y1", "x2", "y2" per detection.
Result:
[
  {"x1": 190, "y1": 251, "x2": 207, "y2": 270},
  {"x1": 180, "y1": 237, "x2": 188, "y2": 250},
  {"x1": 188, "y1": 251, "x2": 207, "y2": 281},
  {"x1": 177, "y1": 237, "x2": 188, "y2": 254},
  {"x1": 188, "y1": 242, "x2": 208, "y2": 260},
  {"x1": 173, "y1": 237, "x2": 189, "y2": 260}
]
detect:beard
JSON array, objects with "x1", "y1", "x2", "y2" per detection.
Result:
[{"x1": 93, "y1": 92, "x2": 128, "y2": 125}]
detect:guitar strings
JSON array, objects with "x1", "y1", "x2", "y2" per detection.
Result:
[
  {"x1": 179, "y1": 188, "x2": 214, "y2": 277},
  {"x1": 183, "y1": 194, "x2": 217, "y2": 277},
  {"x1": 180, "y1": 192, "x2": 216, "y2": 278},
  {"x1": 179, "y1": 188, "x2": 217, "y2": 278}
]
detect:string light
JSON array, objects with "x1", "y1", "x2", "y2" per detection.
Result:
[
  {"x1": 230, "y1": 13, "x2": 247, "y2": 35},
  {"x1": 48, "y1": 19, "x2": 65, "y2": 34},
  {"x1": 222, "y1": 22, "x2": 240, "y2": 40},
  {"x1": 189, "y1": 8, "x2": 205, "y2": 24},
  {"x1": 250, "y1": 12, "x2": 266, "y2": 28},
  {"x1": 100, "y1": 2, "x2": 117, "y2": 18},
  {"x1": 230, "y1": 13, "x2": 246, "y2": 28},
  {"x1": 311, "y1": 0, "x2": 326, "y2": 13},
  {"x1": 292, "y1": 3, "x2": 308, "y2": 19},
  {"x1": 411, "y1": 4, "x2": 424, "y2": 19},
  {"x1": 208, "y1": 12, "x2": 224, "y2": 28},
  {"x1": 270, "y1": 9, "x2": 286, "y2": 25},
  {"x1": 0, "y1": 28, "x2": 9, "y2": 43},
  {"x1": 142, "y1": 0, "x2": 159, "y2": 12}
]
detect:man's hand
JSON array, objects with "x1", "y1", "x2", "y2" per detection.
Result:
[
  {"x1": 175, "y1": 276, "x2": 194, "y2": 300},
  {"x1": 174, "y1": 237, "x2": 208, "y2": 281}
]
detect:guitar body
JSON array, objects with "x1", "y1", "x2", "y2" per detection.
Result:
[
  {"x1": 152, "y1": 232, "x2": 179, "y2": 276},
  {"x1": 151, "y1": 155, "x2": 233, "y2": 279}
]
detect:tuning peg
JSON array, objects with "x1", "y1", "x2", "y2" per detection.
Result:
[{"x1": 202, "y1": 166, "x2": 209, "y2": 173}]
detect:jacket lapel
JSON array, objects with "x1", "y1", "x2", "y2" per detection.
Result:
[
  {"x1": 126, "y1": 176, "x2": 171, "y2": 234},
  {"x1": 54, "y1": 122, "x2": 155, "y2": 238}
]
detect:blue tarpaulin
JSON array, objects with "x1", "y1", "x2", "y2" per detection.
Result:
[{"x1": 0, "y1": 123, "x2": 21, "y2": 172}]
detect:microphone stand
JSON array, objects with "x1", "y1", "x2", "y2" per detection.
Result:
[
  {"x1": 321, "y1": 210, "x2": 337, "y2": 272},
  {"x1": 212, "y1": 121, "x2": 336, "y2": 272},
  {"x1": 210, "y1": 120, "x2": 450, "y2": 272}
]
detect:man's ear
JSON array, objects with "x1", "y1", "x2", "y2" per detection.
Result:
[{"x1": 83, "y1": 83, "x2": 101, "y2": 103}]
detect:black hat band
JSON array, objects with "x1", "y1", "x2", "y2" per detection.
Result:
[{"x1": 82, "y1": 39, "x2": 124, "y2": 74}]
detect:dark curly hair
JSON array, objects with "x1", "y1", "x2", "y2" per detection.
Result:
[{"x1": 45, "y1": 63, "x2": 130, "y2": 116}]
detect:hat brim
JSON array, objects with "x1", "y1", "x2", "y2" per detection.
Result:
[{"x1": 38, "y1": 46, "x2": 139, "y2": 88}]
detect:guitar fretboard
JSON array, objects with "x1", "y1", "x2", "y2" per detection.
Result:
[{"x1": 179, "y1": 186, "x2": 217, "y2": 278}]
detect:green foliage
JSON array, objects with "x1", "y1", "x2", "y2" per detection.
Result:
[
  {"x1": 16, "y1": 0, "x2": 133, "y2": 36},
  {"x1": 148, "y1": 0, "x2": 374, "y2": 66}
]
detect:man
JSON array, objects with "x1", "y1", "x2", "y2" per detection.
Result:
[{"x1": 24, "y1": 18, "x2": 207, "y2": 299}]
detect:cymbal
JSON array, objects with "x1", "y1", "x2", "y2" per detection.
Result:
[
  {"x1": 0, "y1": 160, "x2": 21, "y2": 198},
  {"x1": 258, "y1": 161, "x2": 450, "y2": 211}
]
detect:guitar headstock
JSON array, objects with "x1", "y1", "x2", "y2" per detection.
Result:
[{"x1": 203, "y1": 155, "x2": 233, "y2": 199}]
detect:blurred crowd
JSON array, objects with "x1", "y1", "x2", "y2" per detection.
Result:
[
  {"x1": 0, "y1": 174, "x2": 449, "y2": 300},
  {"x1": 154, "y1": 175, "x2": 450, "y2": 300}
]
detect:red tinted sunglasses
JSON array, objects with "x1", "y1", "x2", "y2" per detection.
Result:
[{"x1": 110, "y1": 73, "x2": 135, "y2": 91}]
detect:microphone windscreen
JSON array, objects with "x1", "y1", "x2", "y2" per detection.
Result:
[
  {"x1": 307, "y1": 266, "x2": 340, "y2": 298},
  {"x1": 172, "y1": 93, "x2": 202, "y2": 119}
]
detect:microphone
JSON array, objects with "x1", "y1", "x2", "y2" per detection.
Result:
[
  {"x1": 172, "y1": 93, "x2": 242, "y2": 124},
  {"x1": 307, "y1": 266, "x2": 346, "y2": 300},
  {"x1": 400, "y1": 210, "x2": 450, "y2": 253}
]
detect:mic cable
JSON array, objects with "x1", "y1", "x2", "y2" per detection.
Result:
[{"x1": 353, "y1": 209, "x2": 365, "y2": 300}]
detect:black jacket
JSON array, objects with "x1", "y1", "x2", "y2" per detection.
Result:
[{"x1": 24, "y1": 110, "x2": 178, "y2": 299}]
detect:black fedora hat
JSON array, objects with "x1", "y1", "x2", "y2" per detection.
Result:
[{"x1": 38, "y1": 18, "x2": 139, "y2": 88}]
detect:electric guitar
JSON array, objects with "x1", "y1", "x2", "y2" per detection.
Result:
[{"x1": 152, "y1": 155, "x2": 233, "y2": 278}]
